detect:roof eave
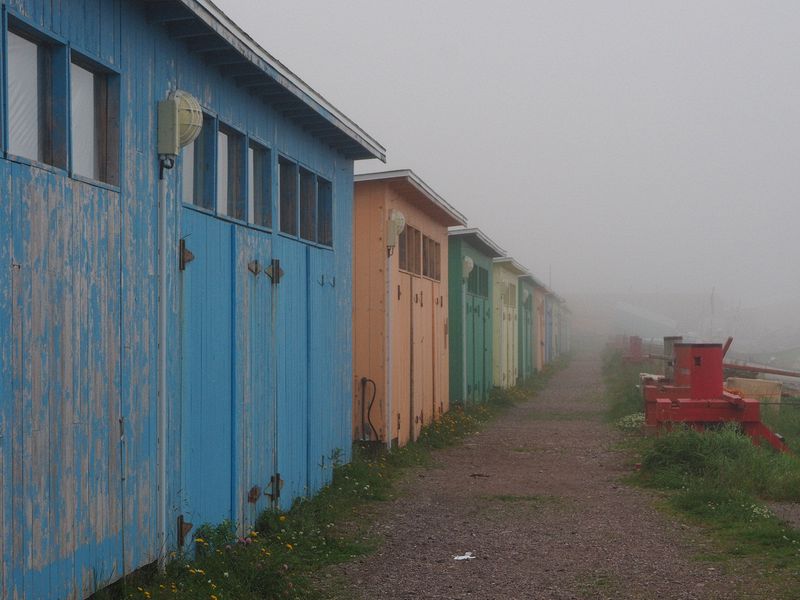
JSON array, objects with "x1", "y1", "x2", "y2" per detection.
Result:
[
  {"x1": 447, "y1": 227, "x2": 505, "y2": 258},
  {"x1": 355, "y1": 170, "x2": 467, "y2": 226},
  {"x1": 169, "y1": 0, "x2": 386, "y2": 161}
]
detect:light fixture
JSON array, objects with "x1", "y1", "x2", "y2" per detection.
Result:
[
  {"x1": 462, "y1": 256, "x2": 474, "y2": 280},
  {"x1": 386, "y1": 209, "x2": 406, "y2": 255}
]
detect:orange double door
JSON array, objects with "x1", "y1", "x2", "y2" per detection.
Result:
[{"x1": 392, "y1": 273, "x2": 448, "y2": 447}]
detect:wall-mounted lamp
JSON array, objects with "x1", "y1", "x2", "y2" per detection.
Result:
[
  {"x1": 462, "y1": 256, "x2": 475, "y2": 280},
  {"x1": 386, "y1": 209, "x2": 406, "y2": 256}
]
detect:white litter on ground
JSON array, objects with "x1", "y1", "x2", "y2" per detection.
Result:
[{"x1": 453, "y1": 552, "x2": 476, "y2": 561}]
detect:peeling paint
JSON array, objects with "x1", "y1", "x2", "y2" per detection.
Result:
[{"x1": 3, "y1": 1, "x2": 357, "y2": 596}]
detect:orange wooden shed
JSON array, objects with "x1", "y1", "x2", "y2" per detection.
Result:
[{"x1": 353, "y1": 171, "x2": 467, "y2": 447}]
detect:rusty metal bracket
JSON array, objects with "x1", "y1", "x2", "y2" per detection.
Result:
[
  {"x1": 265, "y1": 473, "x2": 284, "y2": 501},
  {"x1": 247, "y1": 485, "x2": 261, "y2": 503},
  {"x1": 248, "y1": 260, "x2": 260, "y2": 276},
  {"x1": 177, "y1": 515, "x2": 193, "y2": 547},
  {"x1": 265, "y1": 259, "x2": 284, "y2": 284},
  {"x1": 179, "y1": 238, "x2": 195, "y2": 271}
]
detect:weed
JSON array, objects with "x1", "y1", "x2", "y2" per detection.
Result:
[
  {"x1": 92, "y1": 358, "x2": 569, "y2": 600},
  {"x1": 603, "y1": 350, "x2": 800, "y2": 592}
]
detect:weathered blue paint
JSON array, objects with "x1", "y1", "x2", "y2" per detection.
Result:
[{"x1": 0, "y1": 0, "x2": 375, "y2": 597}]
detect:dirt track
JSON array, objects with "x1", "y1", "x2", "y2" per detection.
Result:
[{"x1": 328, "y1": 349, "x2": 775, "y2": 599}]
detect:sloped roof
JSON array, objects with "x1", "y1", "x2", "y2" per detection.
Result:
[
  {"x1": 145, "y1": 0, "x2": 385, "y2": 161},
  {"x1": 355, "y1": 170, "x2": 467, "y2": 227}
]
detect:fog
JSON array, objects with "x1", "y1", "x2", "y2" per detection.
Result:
[{"x1": 215, "y1": 0, "x2": 800, "y2": 351}]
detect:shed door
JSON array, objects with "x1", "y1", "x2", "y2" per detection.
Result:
[
  {"x1": 464, "y1": 294, "x2": 475, "y2": 403},
  {"x1": 420, "y1": 280, "x2": 434, "y2": 426},
  {"x1": 275, "y1": 241, "x2": 308, "y2": 507},
  {"x1": 180, "y1": 210, "x2": 275, "y2": 528},
  {"x1": 410, "y1": 277, "x2": 425, "y2": 440},
  {"x1": 180, "y1": 210, "x2": 235, "y2": 527},
  {"x1": 394, "y1": 273, "x2": 412, "y2": 446},
  {"x1": 433, "y1": 282, "x2": 447, "y2": 417},
  {"x1": 233, "y1": 228, "x2": 275, "y2": 526},
  {"x1": 482, "y1": 301, "x2": 492, "y2": 400}
]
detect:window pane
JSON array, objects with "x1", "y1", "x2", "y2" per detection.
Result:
[
  {"x1": 434, "y1": 241, "x2": 441, "y2": 281},
  {"x1": 189, "y1": 114, "x2": 215, "y2": 210},
  {"x1": 71, "y1": 61, "x2": 96, "y2": 179},
  {"x1": 413, "y1": 228, "x2": 421, "y2": 274},
  {"x1": 217, "y1": 130, "x2": 229, "y2": 216},
  {"x1": 317, "y1": 178, "x2": 332, "y2": 246},
  {"x1": 248, "y1": 143, "x2": 271, "y2": 228},
  {"x1": 8, "y1": 32, "x2": 41, "y2": 161},
  {"x1": 181, "y1": 140, "x2": 195, "y2": 204},
  {"x1": 398, "y1": 228, "x2": 407, "y2": 271},
  {"x1": 279, "y1": 157, "x2": 297, "y2": 235},
  {"x1": 299, "y1": 168, "x2": 316, "y2": 241},
  {"x1": 422, "y1": 236, "x2": 430, "y2": 278}
]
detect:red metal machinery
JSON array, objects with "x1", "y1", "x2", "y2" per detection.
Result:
[{"x1": 642, "y1": 342, "x2": 788, "y2": 453}]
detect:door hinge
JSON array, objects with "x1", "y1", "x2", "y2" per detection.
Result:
[
  {"x1": 265, "y1": 473, "x2": 284, "y2": 501},
  {"x1": 179, "y1": 239, "x2": 195, "y2": 271},
  {"x1": 265, "y1": 259, "x2": 284, "y2": 284},
  {"x1": 177, "y1": 514, "x2": 193, "y2": 547}
]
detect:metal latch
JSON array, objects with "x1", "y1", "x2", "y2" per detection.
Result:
[
  {"x1": 248, "y1": 260, "x2": 260, "y2": 276},
  {"x1": 265, "y1": 473, "x2": 284, "y2": 501},
  {"x1": 265, "y1": 259, "x2": 284, "y2": 284},
  {"x1": 179, "y1": 239, "x2": 195, "y2": 271},
  {"x1": 177, "y1": 514, "x2": 194, "y2": 547}
]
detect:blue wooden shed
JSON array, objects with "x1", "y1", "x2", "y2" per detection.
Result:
[{"x1": 0, "y1": 0, "x2": 384, "y2": 597}]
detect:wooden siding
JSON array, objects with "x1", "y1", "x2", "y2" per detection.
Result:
[
  {"x1": 352, "y1": 180, "x2": 452, "y2": 448},
  {"x1": 533, "y1": 288, "x2": 546, "y2": 372},
  {"x1": 518, "y1": 279, "x2": 536, "y2": 381},
  {"x1": 493, "y1": 263, "x2": 520, "y2": 388},
  {"x1": 447, "y1": 237, "x2": 495, "y2": 405},
  {"x1": 1, "y1": 0, "x2": 357, "y2": 597}
]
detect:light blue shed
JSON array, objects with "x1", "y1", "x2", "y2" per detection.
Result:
[{"x1": 0, "y1": 1, "x2": 384, "y2": 597}]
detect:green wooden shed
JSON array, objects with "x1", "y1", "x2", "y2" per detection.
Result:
[{"x1": 448, "y1": 228, "x2": 505, "y2": 405}]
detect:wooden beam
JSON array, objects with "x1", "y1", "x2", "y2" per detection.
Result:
[
  {"x1": 147, "y1": 2, "x2": 194, "y2": 24},
  {"x1": 186, "y1": 37, "x2": 229, "y2": 53},
  {"x1": 206, "y1": 51, "x2": 248, "y2": 67},
  {"x1": 166, "y1": 20, "x2": 212, "y2": 39}
]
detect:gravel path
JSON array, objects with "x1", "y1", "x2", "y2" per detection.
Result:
[{"x1": 327, "y1": 350, "x2": 774, "y2": 599}]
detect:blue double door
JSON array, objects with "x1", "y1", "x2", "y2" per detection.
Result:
[{"x1": 179, "y1": 208, "x2": 336, "y2": 532}]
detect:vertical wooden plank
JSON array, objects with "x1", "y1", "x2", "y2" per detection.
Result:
[
  {"x1": 233, "y1": 227, "x2": 273, "y2": 531},
  {"x1": 275, "y1": 237, "x2": 308, "y2": 507},
  {"x1": 0, "y1": 161, "x2": 11, "y2": 600}
]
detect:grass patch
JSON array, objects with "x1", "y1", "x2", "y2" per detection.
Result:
[
  {"x1": 94, "y1": 360, "x2": 568, "y2": 600},
  {"x1": 763, "y1": 400, "x2": 800, "y2": 453},
  {"x1": 602, "y1": 351, "x2": 657, "y2": 423},
  {"x1": 603, "y1": 349, "x2": 800, "y2": 591}
]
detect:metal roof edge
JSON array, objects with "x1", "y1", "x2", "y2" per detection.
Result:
[
  {"x1": 447, "y1": 227, "x2": 506, "y2": 258},
  {"x1": 181, "y1": 0, "x2": 386, "y2": 161},
  {"x1": 493, "y1": 256, "x2": 529, "y2": 276},
  {"x1": 355, "y1": 170, "x2": 467, "y2": 226}
]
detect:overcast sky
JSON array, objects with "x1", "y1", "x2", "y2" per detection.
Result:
[{"x1": 216, "y1": 0, "x2": 799, "y2": 308}]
